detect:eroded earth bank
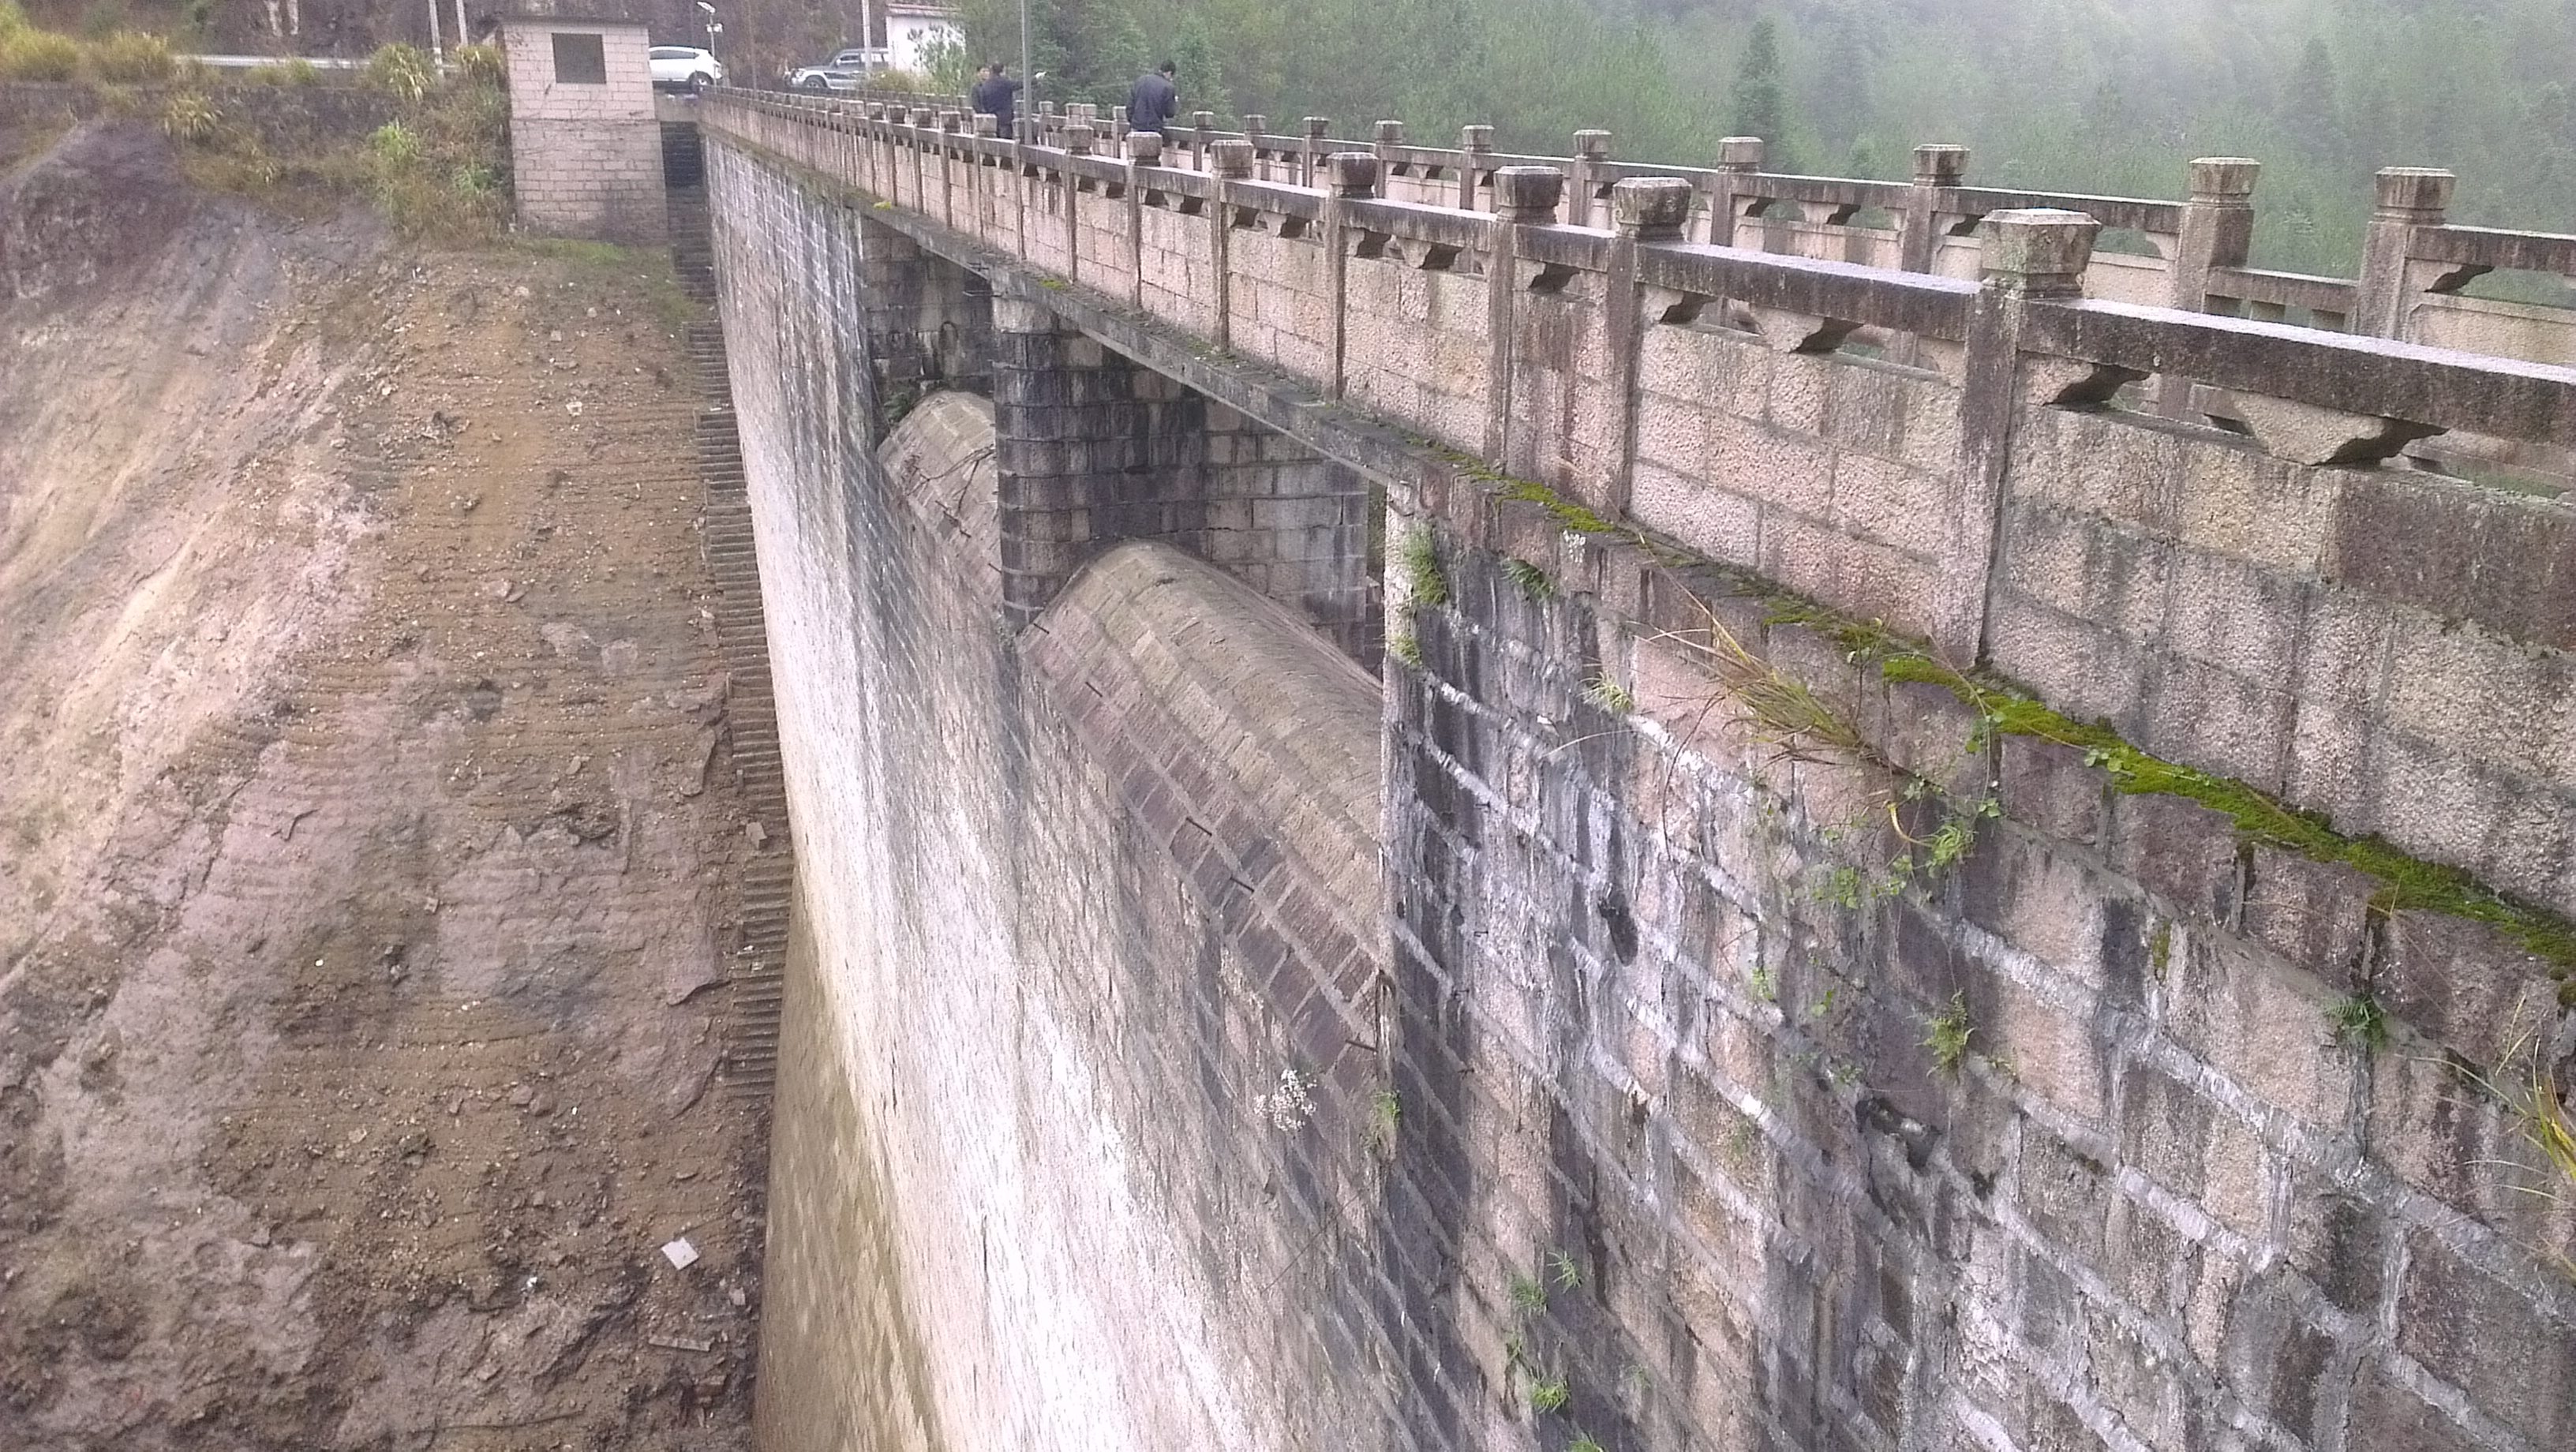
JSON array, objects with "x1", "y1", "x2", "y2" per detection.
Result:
[{"x1": 0, "y1": 123, "x2": 766, "y2": 1449}]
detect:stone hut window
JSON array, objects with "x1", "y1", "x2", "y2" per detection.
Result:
[{"x1": 552, "y1": 32, "x2": 608, "y2": 84}]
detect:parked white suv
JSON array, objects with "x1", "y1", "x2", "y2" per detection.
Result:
[
  {"x1": 787, "y1": 48, "x2": 878, "y2": 93},
  {"x1": 649, "y1": 47, "x2": 723, "y2": 93}
]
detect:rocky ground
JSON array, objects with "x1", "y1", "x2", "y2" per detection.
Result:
[{"x1": 0, "y1": 125, "x2": 766, "y2": 1449}]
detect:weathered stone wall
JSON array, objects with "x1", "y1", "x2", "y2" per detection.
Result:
[
  {"x1": 708, "y1": 142, "x2": 1395, "y2": 1451},
  {"x1": 991, "y1": 296, "x2": 1380, "y2": 660},
  {"x1": 502, "y1": 21, "x2": 666, "y2": 243},
  {"x1": 1382, "y1": 502, "x2": 2576, "y2": 1451},
  {"x1": 703, "y1": 106, "x2": 2576, "y2": 1452}
]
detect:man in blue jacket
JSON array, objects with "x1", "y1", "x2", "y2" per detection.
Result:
[{"x1": 1127, "y1": 60, "x2": 1178, "y2": 137}]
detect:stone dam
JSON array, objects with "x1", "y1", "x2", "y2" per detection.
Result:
[{"x1": 683, "y1": 91, "x2": 2576, "y2": 1452}]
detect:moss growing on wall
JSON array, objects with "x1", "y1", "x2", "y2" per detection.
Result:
[{"x1": 1456, "y1": 466, "x2": 2576, "y2": 990}]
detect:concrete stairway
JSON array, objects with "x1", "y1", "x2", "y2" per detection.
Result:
[{"x1": 669, "y1": 163, "x2": 792, "y2": 1099}]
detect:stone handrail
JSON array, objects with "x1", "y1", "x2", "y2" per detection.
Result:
[
  {"x1": 704, "y1": 84, "x2": 2576, "y2": 925},
  {"x1": 837, "y1": 84, "x2": 2576, "y2": 369}
]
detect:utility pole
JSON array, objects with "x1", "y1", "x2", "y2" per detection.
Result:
[
  {"x1": 426, "y1": 0, "x2": 444, "y2": 65},
  {"x1": 1019, "y1": 0, "x2": 1032, "y2": 138}
]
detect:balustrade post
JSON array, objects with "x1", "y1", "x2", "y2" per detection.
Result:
[
  {"x1": 1713, "y1": 136, "x2": 1764, "y2": 246},
  {"x1": 1485, "y1": 166, "x2": 1565, "y2": 459},
  {"x1": 1939, "y1": 208, "x2": 2102, "y2": 663},
  {"x1": 1603, "y1": 178, "x2": 1693, "y2": 517},
  {"x1": 1301, "y1": 117, "x2": 1330, "y2": 188},
  {"x1": 1325, "y1": 154, "x2": 1380, "y2": 399},
  {"x1": 1900, "y1": 144, "x2": 1968, "y2": 273},
  {"x1": 1210, "y1": 140, "x2": 1254, "y2": 352},
  {"x1": 1243, "y1": 116, "x2": 1266, "y2": 176},
  {"x1": 2174, "y1": 157, "x2": 2258, "y2": 314},
  {"x1": 2355, "y1": 167, "x2": 2455, "y2": 339},
  {"x1": 1571, "y1": 129, "x2": 1612, "y2": 226},
  {"x1": 1459, "y1": 125, "x2": 1493, "y2": 210},
  {"x1": 1373, "y1": 121, "x2": 1405, "y2": 200},
  {"x1": 1193, "y1": 111, "x2": 1215, "y2": 170}
]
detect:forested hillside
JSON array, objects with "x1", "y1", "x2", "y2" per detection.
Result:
[
  {"x1": 942, "y1": 0, "x2": 2575, "y2": 278},
  {"x1": 16, "y1": 0, "x2": 2567, "y2": 278}
]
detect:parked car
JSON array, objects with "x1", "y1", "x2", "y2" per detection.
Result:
[
  {"x1": 649, "y1": 46, "x2": 723, "y2": 93},
  {"x1": 785, "y1": 48, "x2": 878, "y2": 92}
]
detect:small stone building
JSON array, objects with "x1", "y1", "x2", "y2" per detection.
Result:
[{"x1": 500, "y1": 2, "x2": 665, "y2": 243}]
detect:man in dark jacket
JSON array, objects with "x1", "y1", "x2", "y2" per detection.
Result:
[
  {"x1": 1126, "y1": 60, "x2": 1178, "y2": 136},
  {"x1": 969, "y1": 62, "x2": 1021, "y2": 133}
]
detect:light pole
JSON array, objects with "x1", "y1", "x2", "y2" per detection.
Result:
[
  {"x1": 1019, "y1": 0, "x2": 1032, "y2": 139},
  {"x1": 696, "y1": 1, "x2": 719, "y2": 55}
]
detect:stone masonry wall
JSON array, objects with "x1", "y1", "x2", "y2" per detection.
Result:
[
  {"x1": 992, "y1": 296, "x2": 1380, "y2": 661},
  {"x1": 709, "y1": 142, "x2": 1398, "y2": 1452},
  {"x1": 702, "y1": 106, "x2": 2576, "y2": 1452},
  {"x1": 1379, "y1": 501, "x2": 2576, "y2": 1451},
  {"x1": 504, "y1": 23, "x2": 665, "y2": 243}
]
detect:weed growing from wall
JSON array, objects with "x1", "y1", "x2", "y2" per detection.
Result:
[
  {"x1": 1923, "y1": 992, "x2": 1975, "y2": 1073},
  {"x1": 2326, "y1": 994, "x2": 2391, "y2": 1055},
  {"x1": 1581, "y1": 672, "x2": 1634, "y2": 716},
  {"x1": 1503, "y1": 557, "x2": 1556, "y2": 601},
  {"x1": 1401, "y1": 526, "x2": 1449, "y2": 608},
  {"x1": 1545, "y1": 1247, "x2": 1585, "y2": 1292}
]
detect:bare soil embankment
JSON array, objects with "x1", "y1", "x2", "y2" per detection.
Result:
[{"x1": 0, "y1": 124, "x2": 766, "y2": 1449}]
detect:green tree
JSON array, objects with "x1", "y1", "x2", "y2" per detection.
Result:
[{"x1": 1731, "y1": 17, "x2": 1789, "y2": 168}]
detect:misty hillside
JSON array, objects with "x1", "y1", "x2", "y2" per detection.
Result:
[
  {"x1": 950, "y1": 0, "x2": 2574, "y2": 279},
  {"x1": 31, "y1": 0, "x2": 2572, "y2": 279}
]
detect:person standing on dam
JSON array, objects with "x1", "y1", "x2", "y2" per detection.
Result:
[
  {"x1": 971, "y1": 61, "x2": 1021, "y2": 134},
  {"x1": 1126, "y1": 59, "x2": 1178, "y2": 137}
]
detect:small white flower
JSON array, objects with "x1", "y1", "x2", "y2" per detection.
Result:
[{"x1": 1254, "y1": 1066, "x2": 1317, "y2": 1132}]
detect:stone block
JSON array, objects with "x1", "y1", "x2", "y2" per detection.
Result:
[
  {"x1": 1984, "y1": 594, "x2": 2147, "y2": 739},
  {"x1": 2174, "y1": 441, "x2": 2335, "y2": 575},
  {"x1": 2102, "y1": 789, "x2": 2244, "y2": 930},
  {"x1": 1997, "y1": 734, "x2": 2107, "y2": 848},
  {"x1": 1959, "y1": 827, "x2": 2136, "y2": 996},
  {"x1": 1831, "y1": 452, "x2": 1946, "y2": 558},
  {"x1": 2135, "y1": 653, "x2": 2298, "y2": 794},
  {"x1": 2281, "y1": 1168, "x2": 2397, "y2": 1318},
  {"x1": 1705, "y1": 413, "x2": 1834, "y2": 519},
  {"x1": 2238, "y1": 845, "x2": 2377, "y2": 989},
  {"x1": 2115, "y1": 1061, "x2": 2271, "y2": 1237},
  {"x1": 2017, "y1": 1128, "x2": 2111, "y2": 1263},
  {"x1": 2394, "y1": 1229, "x2": 2576, "y2": 1447},
  {"x1": 2376, "y1": 909, "x2": 2561, "y2": 1068},
  {"x1": 2163, "y1": 932, "x2": 2357, "y2": 1132},
  {"x1": 2342, "y1": 1357, "x2": 2485, "y2": 1452},
  {"x1": 1996, "y1": 503, "x2": 2173, "y2": 641}
]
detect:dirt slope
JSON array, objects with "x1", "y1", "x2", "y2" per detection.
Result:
[{"x1": 0, "y1": 125, "x2": 765, "y2": 1450}]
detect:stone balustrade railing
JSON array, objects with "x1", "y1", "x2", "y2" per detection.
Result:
[
  {"x1": 839, "y1": 84, "x2": 2575, "y2": 370},
  {"x1": 702, "y1": 86, "x2": 2576, "y2": 923}
]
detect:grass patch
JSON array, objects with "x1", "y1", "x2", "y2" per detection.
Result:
[
  {"x1": 1923, "y1": 991, "x2": 1975, "y2": 1073},
  {"x1": 1507, "y1": 1272, "x2": 1548, "y2": 1311},
  {"x1": 0, "y1": 26, "x2": 77, "y2": 78},
  {"x1": 167, "y1": 43, "x2": 512, "y2": 243},
  {"x1": 1388, "y1": 627, "x2": 1423, "y2": 670},
  {"x1": 1530, "y1": 1374, "x2": 1571, "y2": 1413},
  {"x1": 1401, "y1": 525, "x2": 1448, "y2": 608},
  {"x1": 1545, "y1": 1247, "x2": 1585, "y2": 1292},
  {"x1": 1582, "y1": 671, "x2": 1634, "y2": 716},
  {"x1": 1503, "y1": 556, "x2": 1556, "y2": 601}
]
